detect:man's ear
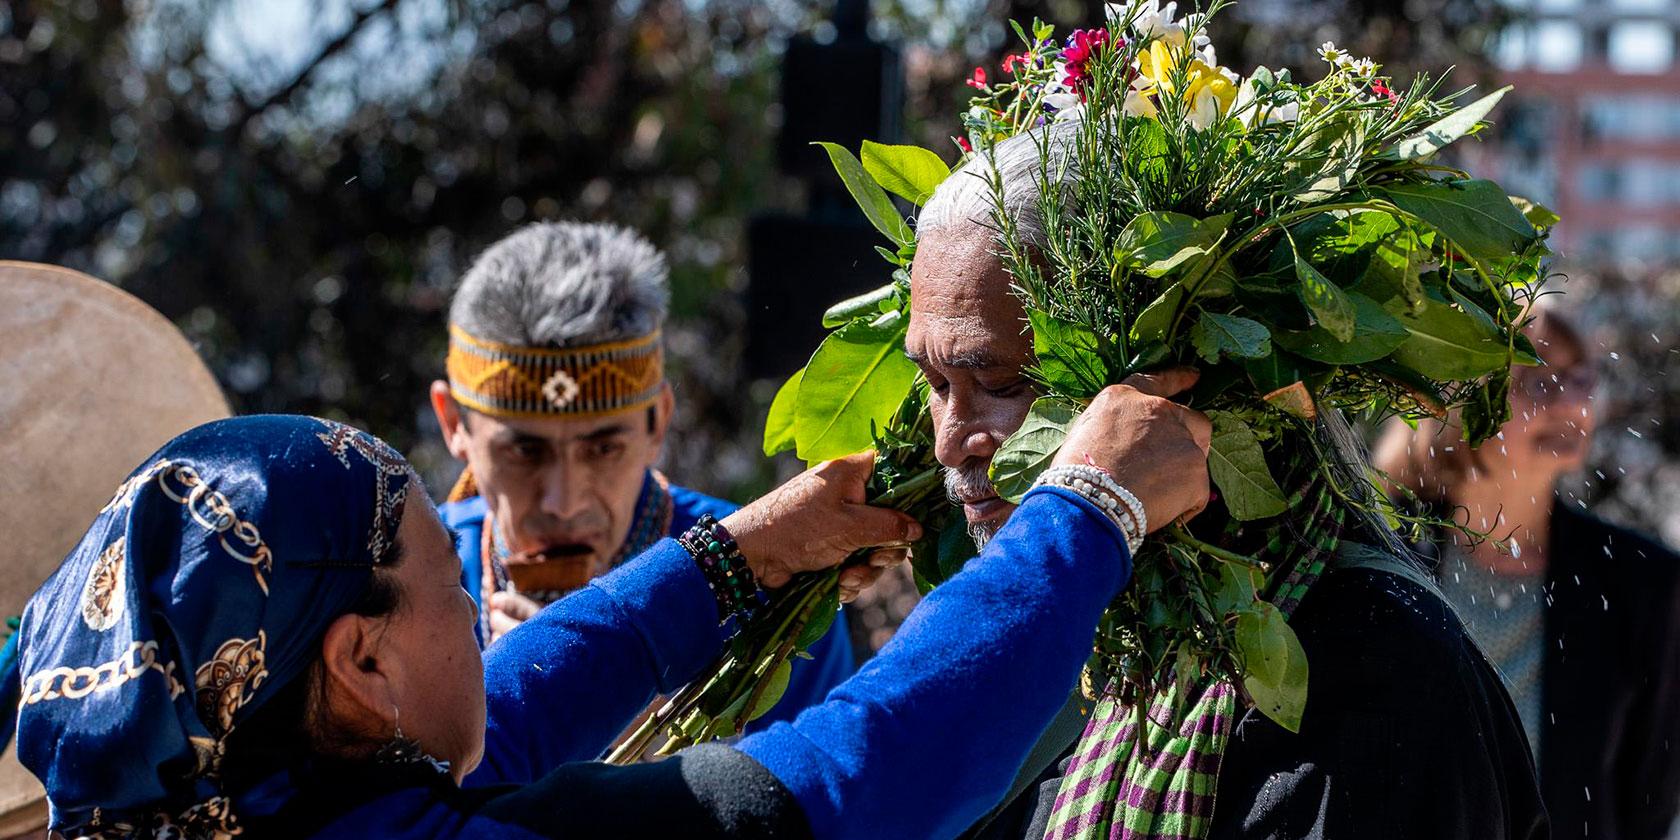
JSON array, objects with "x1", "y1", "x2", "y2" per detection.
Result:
[
  {"x1": 317, "y1": 611, "x2": 398, "y2": 739},
  {"x1": 649, "y1": 382, "x2": 675, "y2": 451},
  {"x1": 430, "y1": 381, "x2": 472, "y2": 462}
]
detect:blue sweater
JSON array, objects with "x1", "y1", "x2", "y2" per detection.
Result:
[
  {"x1": 440, "y1": 481, "x2": 854, "y2": 749},
  {"x1": 291, "y1": 488, "x2": 1131, "y2": 838}
]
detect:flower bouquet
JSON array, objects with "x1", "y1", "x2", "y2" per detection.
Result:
[{"x1": 611, "y1": 0, "x2": 1552, "y2": 772}]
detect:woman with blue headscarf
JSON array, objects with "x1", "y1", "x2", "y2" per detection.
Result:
[{"x1": 3, "y1": 392, "x2": 1211, "y2": 838}]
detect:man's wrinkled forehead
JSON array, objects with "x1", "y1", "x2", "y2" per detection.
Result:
[{"x1": 907, "y1": 226, "x2": 1026, "y2": 358}]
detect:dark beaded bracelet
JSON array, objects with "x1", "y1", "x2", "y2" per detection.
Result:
[{"x1": 679, "y1": 514, "x2": 761, "y2": 623}]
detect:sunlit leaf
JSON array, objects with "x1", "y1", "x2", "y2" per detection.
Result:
[
  {"x1": 990, "y1": 398, "x2": 1079, "y2": 503},
  {"x1": 763, "y1": 367, "x2": 803, "y2": 456},
  {"x1": 1236, "y1": 602, "x2": 1308, "y2": 732},
  {"x1": 1392, "y1": 86, "x2": 1509, "y2": 161},
  {"x1": 812, "y1": 141, "x2": 913, "y2": 246},
  {"x1": 794, "y1": 312, "x2": 918, "y2": 461},
  {"x1": 861, "y1": 140, "x2": 951, "y2": 206}
]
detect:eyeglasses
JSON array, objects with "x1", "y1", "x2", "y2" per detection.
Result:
[{"x1": 1512, "y1": 363, "x2": 1597, "y2": 406}]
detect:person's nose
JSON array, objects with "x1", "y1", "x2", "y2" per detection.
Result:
[
  {"x1": 932, "y1": 393, "x2": 1001, "y2": 469},
  {"x1": 538, "y1": 463, "x2": 592, "y2": 522}
]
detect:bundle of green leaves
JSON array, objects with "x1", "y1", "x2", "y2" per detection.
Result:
[
  {"x1": 628, "y1": 0, "x2": 1552, "y2": 751},
  {"x1": 965, "y1": 0, "x2": 1550, "y2": 726}
]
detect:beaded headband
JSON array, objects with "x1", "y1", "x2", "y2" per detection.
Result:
[{"x1": 445, "y1": 324, "x2": 665, "y2": 420}]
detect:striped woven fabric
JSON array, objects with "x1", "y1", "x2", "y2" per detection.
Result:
[
  {"x1": 446, "y1": 324, "x2": 665, "y2": 419},
  {"x1": 1042, "y1": 480, "x2": 1344, "y2": 840}
]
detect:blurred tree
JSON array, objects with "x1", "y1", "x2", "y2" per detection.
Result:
[{"x1": 0, "y1": 0, "x2": 1508, "y2": 503}]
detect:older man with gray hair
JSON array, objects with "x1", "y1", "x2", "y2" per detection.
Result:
[
  {"x1": 904, "y1": 123, "x2": 1545, "y2": 839},
  {"x1": 429, "y1": 221, "x2": 856, "y2": 737}
]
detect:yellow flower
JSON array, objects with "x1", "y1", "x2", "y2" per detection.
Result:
[{"x1": 1134, "y1": 39, "x2": 1239, "y2": 130}]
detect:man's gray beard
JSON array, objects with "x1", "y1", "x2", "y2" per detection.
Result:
[{"x1": 945, "y1": 463, "x2": 1002, "y2": 551}]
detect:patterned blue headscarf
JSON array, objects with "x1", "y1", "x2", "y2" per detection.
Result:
[{"x1": 1, "y1": 415, "x2": 414, "y2": 837}]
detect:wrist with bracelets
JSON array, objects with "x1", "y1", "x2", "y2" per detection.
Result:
[
  {"x1": 678, "y1": 514, "x2": 762, "y2": 624},
  {"x1": 1032, "y1": 464, "x2": 1148, "y2": 556}
]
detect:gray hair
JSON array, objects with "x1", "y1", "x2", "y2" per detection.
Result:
[
  {"x1": 917, "y1": 120, "x2": 1081, "y2": 249},
  {"x1": 449, "y1": 221, "x2": 669, "y2": 347}
]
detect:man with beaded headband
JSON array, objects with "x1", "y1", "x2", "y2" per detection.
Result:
[
  {"x1": 430, "y1": 221, "x2": 853, "y2": 725},
  {"x1": 906, "y1": 123, "x2": 1547, "y2": 838}
]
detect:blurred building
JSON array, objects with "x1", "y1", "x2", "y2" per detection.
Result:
[{"x1": 1481, "y1": 0, "x2": 1680, "y2": 268}]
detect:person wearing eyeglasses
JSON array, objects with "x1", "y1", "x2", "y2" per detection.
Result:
[{"x1": 1374, "y1": 308, "x2": 1680, "y2": 840}]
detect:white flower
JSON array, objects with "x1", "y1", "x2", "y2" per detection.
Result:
[
  {"x1": 1187, "y1": 86, "x2": 1223, "y2": 130},
  {"x1": 1235, "y1": 73, "x2": 1300, "y2": 128},
  {"x1": 1123, "y1": 89, "x2": 1159, "y2": 118},
  {"x1": 1349, "y1": 57, "x2": 1378, "y2": 76},
  {"x1": 1043, "y1": 91, "x2": 1081, "y2": 113},
  {"x1": 1318, "y1": 41, "x2": 1347, "y2": 65},
  {"x1": 1054, "y1": 103, "x2": 1088, "y2": 123}
]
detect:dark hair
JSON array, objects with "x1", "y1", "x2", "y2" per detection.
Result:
[{"x1": 218, "y1": 527, "x2": 407, "y2": 791}]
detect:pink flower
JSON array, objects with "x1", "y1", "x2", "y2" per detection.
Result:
[
  {"x1": 1060, "y1": 29, "x2": 1111, "y2": 88},
  {"x1": 1002, "y1": 53, "x2": 1027, "y2": 73},
  {"x1": 956, "y1": 136, "x2": 973, "y2": 153},
  {"x1": 967, "y1": 66, "x2": 988, "y2": 90},
  {"x1": 1371, "y1": 79, "x2": 1399, "y2": 105}
]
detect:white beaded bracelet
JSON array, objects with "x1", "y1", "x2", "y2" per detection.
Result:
[{"x1": 1033, "y1": 465, "x2": 1146, "y2": 555}]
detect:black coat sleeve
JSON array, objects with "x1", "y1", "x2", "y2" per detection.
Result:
[
  {"x1": 474, "y1": 744, "x2": 814, "y2": 840},
  {"x1": 1208, "y1": 567, "x2": 1549, "y2": 840}
]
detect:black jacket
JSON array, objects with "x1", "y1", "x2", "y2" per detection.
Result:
[
  {"x1": 1543, "y1": 505, "x2": 1680, "y2": 839},
  {"x1": 972, "y1": 562, "x2": 1549, "y2": 839}
]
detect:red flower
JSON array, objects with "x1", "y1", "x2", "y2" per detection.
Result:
[
  {"x1": 966, "y1": 66, "x2": 988, "y2": 90},
  {"x1": 956, "y1": 136, "x2": 973, "y2": 153},
  {"x1": 1371, "y1": 79, "x2": 1399, "y2": 105},
  {"x1": 1002, "y1": 53, "x2": 1026, "y2": 74}
]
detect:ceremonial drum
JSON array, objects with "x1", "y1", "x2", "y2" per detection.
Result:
[{"x1": 0, "y1": 262, "x2": 230, "y2": 837}]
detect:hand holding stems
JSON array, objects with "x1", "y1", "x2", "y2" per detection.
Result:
[
  {"x1": 607, "y1": 453, "x2": 926, "y2": 764},
  {"x1": 723, "y1": 452, "x2": 922, "y2": 598},
  {"x1": 1054, "y1": 368, "x2": 1214, "y2": 533}
]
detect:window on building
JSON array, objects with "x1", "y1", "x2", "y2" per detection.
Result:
[
  {"x1": 1533, "y1": 21, "x2": 1585, "y2": 71},
  {"x1": 1608, "y1": 21, "x2": 1675, "y2": 73}
]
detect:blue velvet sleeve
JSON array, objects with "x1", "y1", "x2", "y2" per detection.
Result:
[
  {"x1": 737, "y1": 487, "x2": 1132, "y2": 840},
  {"x1": 468, "y1": 538, "x2": 729, "y2": 786}
]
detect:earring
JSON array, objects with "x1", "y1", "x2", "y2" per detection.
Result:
[{"x1": 372, "y1": 705, "x2": 451, "y2": 774}]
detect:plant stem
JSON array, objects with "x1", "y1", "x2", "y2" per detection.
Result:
[{"x1": 1166, "y1": 525, "x2": 1266, "y2": 569}]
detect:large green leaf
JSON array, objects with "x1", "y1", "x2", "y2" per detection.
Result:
[
  {"x1": 1293, "y1": 248, "x2": 1356, "y2": 343},
  {"x1": 1386, "y1": 293, "x2": 1510, "y2": 380},
  {"x1": 1116, "y1": 212, "x2": 1228, "y2": 277},
  {"x1": 1354, "y1": 226, "x2": 1425, "y2": 313},
  {"x1": 813, "y1": 142, "x2": 913, "y2": 246},
  {"x1": 1289, "y1": 210, "x2": 1400, "y2": 282},
  {"x1": 860, "y1": 140, "x2": 950, "y2": 207},
  {"x1": 1130, "y1": 283, "x2": 1184, "y2": 344},
  {"x1": 1206, "y1": 411, "x2": 1288, "y2": 520},
  {"x1": 1236, "y1": 602, "x2": 1308, "y2": 732},
  {"x1": 1030, "y1": 311, "x2": 1112, "y2": 395},
  {"x1": 1393, "y1": 87, "x2": 1510, "y2": 161},
  {"x1": 1380, "y1": 179, "x2": 1537, "y2": 262},
  {"x1": 1510, "y1": 195, "x2": 1561, "y2": 231},
  {"x1": 794, "y1": 313, "x2": 919, "y2": 461},
  {"x1": 990, "y1": 398, "x2": 1079, "y2": 503},
  {"x1": 763, "y1": 368, "x2": 803, "y2": 456},
  {"x1": 1191, "y1": 312, "x2": 1271, "y2": 363},
  {"x1": 1213, "y1": 562, "x2": 1264, "y2": 615},
  {"x1": 745, "y1": 659, "x2": 794, "y2": 722},
  {"x1": 1272, "y1": 291, "x2": 1407, "y2": 364}
]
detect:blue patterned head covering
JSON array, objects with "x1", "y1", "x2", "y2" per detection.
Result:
[{"x1": 2, "y1": 415, "x2": 415, "y2": 837}]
